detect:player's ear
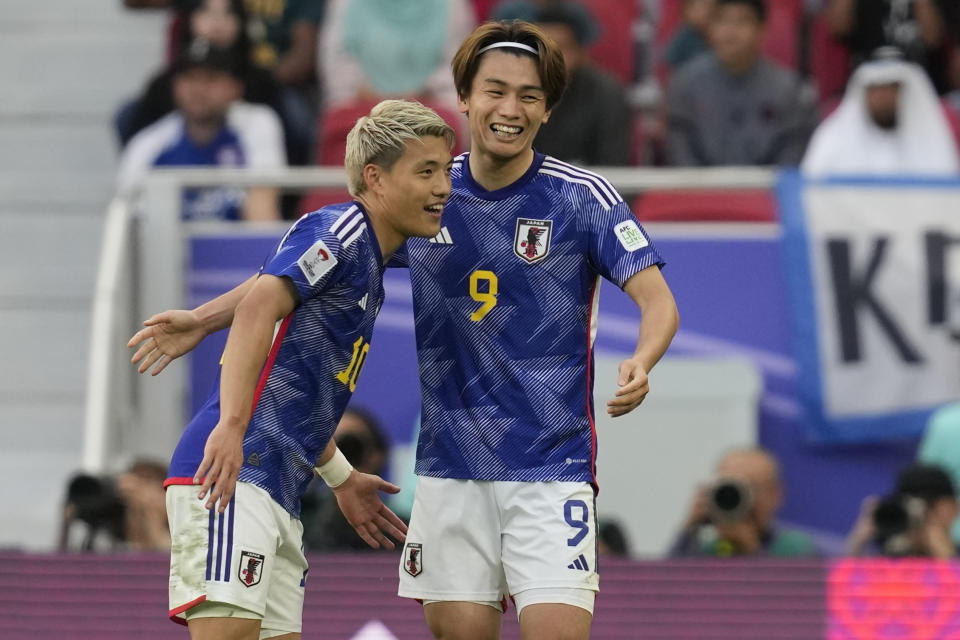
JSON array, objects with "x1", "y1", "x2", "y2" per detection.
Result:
[
  {"x1": 362, "y1": 163, "x2": 383, "y2": 194},
  {"x1": 541, "y1": 108, "x2": 552, "y2": 125},
  {"x1": 457, "y1": 92, "x2": 469, "y2": 117}
]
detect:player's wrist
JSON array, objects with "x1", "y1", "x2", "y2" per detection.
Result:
[{"x1": 315, "y1": 447, "x2": 354, "y2": 488}]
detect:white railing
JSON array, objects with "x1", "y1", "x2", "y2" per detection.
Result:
[{"x1": 82, "y1": 166, "x2": 778, "y2": 472}]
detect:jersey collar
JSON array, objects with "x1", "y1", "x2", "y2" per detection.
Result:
[
  {"x1": 351, "y1": 200, "x2": 384, "y2": 270},
  {"x1": 458, "y1": 151, "x2": 546, "y2": 200}
]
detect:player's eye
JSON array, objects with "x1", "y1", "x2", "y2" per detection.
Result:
[
  {"x1": 522, "y1": 95, "x2": 541, "y2": 103},
  {"x1": 486, "y1": 90, "x2": 503, "y2": 97},
  {"x1": 420, "y1": 168, "x2": 434, "y2": 177}
]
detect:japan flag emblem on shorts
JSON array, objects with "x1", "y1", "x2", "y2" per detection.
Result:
[
  {"x1": 403, "y1": 542, "x2": 423, "y2": 577},
  {"x1": 239, "y1": 550, "x2": 265, "y2": 587}
]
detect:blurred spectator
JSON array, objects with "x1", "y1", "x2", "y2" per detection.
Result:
[
  {"x1": 301, "y1": 408, "x2": 393, "y2": 551},
  {"x1": 493, "y1": 1, "x2": 633, "y2": 165},
  {"x1": 947, "y1": 49, "x2": 960, "y2": 118},
  {"x1": 59, "y1": 459, "x2": 170, "y2": 552},
  {"x1": 666, "y1": 0, "x2": 816, "y2": 166},
  {"x1": 117, "y1": 0, "x2": 282, "y2": 149},
  {"x1": 669, "y1": 448, "x2": 818, "y2": 557},
  {"x1": 664, "y1": 0, "x2": 715, "y2": 72},
  {"x1": 918, "y1": 403, "x2": 960, "y2": 547},
  {"x1": 123, "y1": 0, "x2": 324, "y2": 166},
  {"x1": 117, "y1": 39, "x2": 286, "y2": 221},
  {"x1": 824, "y1": 0, "x2": 949, "y2": 92},
  {"x1": 845, "y1": 463, "x2": 958, "y2": 558},
  {"x1": 320, "y1": 0, "x2": 474, "y2": 115},
  {"x1": 598, "y1": 519, "x2": 631, "y2": 556},
  {"x1": 802, "y1": 49, "x2": 960, "y2": 176}
]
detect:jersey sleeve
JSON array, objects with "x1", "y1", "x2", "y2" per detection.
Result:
[
  {"x1": 584, "y1": 200, "x2": 664, "y2": 289},
  {"x1": 260, "y1": 216, "x2": 346, "y2": 301}
]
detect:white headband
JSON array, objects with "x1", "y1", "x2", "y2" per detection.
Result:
[{"x1": 478, "y1": 41, "x2": 538, "y2": 56}]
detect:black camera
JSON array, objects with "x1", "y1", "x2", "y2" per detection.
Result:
[
  {"x1": 707, "y1": 477, "x2": 754, "y2": 522},
  {"x1": 872, "y1": 494, "x2": 926, "y2": 556},
  {"x1": 66, "y1": 473, "x2": 126, "y2": 532}
]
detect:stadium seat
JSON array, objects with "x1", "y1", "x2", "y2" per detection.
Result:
[
  {"x1": 808, "y1": 12, "x2": 851, "y2": 107},
  {"x1": 582, "y1": 0, "x2": 639, "y2": 85},
  {"x1": 632, "y1": 189, "x2": 778, "y2": 223}
]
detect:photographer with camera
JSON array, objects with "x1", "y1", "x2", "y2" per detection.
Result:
[
  {"x1": 669, "y1": 448, "x2": 817, "y2": 557},
  {"x1": 301, "y1": 408, "x2": 393, "y2": 551},
  {"x1": 845, "y1": 463, "x2": 958, "y2": 558},
  {"x1": 59, "y1": 459, "x2": 170, "y2": 552}
]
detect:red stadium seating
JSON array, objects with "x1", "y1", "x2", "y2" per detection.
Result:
[
  {"x1": 808, "y1": 12, "x2": 851, "y2": 107},
  {"x1": 633, "y1": 189, "x2": 778, "y2": 223},
  {"x1": 582, "y1": 0, "x2": 639, "y2": 85}
]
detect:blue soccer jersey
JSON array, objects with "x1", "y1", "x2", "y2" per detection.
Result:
[
  {"x1": 400, "y1": 152, "x2": 664, "y2": 484},
  {"x1": 166, "y1": 202, "x2": 384, "y2": 515}
]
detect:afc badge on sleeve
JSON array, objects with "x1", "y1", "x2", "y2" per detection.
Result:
[
  {"x1": 514, "y1": 218, "x2": 553, "y2": 263},
  {"x1": 297, "y1": 238, "x2": 338, "y2": 285},
  {"x1": 403, "y1": 542, "x2": 423, "y2": 577}
]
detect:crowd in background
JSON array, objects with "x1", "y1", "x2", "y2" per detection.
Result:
[
  {"x1": 76, "y1": 0, "x2": 960, "y2": 558},
  {"x1": 113, "y1": 0, "x2": 960, "y2": 221}
]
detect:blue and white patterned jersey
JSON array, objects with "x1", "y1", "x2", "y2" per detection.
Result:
[
  {"x1": 398, "y1": 152, "x2": 664, "y2": 484},
  {"x1": 165, "y1": 202, "x2": 384, "y2": 516}
]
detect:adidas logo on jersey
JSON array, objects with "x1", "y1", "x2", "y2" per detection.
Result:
[
  {"x1": 567, "y1": 554, "x2": 590, "y2": 572},
  {"x1": 246, "y1": 452, "x2": 261, "y2": 467},
  {"x1": 429, "y1": 227, "x2": 453, "y2": 244},
  {"x1": 358, "y1": 294, "x2": 368, "y2": 310}
]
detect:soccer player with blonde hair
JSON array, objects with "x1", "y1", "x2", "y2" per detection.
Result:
[{"x1": 129, "y1": 99, "x2": 454, "y2": 640}]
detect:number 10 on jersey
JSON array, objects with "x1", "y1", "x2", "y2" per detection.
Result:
[{"x1": 336, "y1": 337, "x2": 369, "y2": 391}]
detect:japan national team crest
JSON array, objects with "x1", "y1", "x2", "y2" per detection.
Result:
[
  {"x1": 403, "y1": 542, "x2": 423, "y2": 577},
  {"x1": 514, "y1": 218, "x2": 552, "y2": 264},
  {"x1": 238, "y1": 550, "x2": 265, "y2": 587}
]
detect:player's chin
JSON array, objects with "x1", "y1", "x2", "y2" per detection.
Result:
[{"x1": 414, "y1": 215, "x2": 443, "y2": 238}]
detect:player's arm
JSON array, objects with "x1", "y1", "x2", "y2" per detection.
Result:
[
  {"x1": 313, "y1": 440, "x2": 408, "y2": 550},
  {"x1": 128, "y1": 274, "x2": 258, "y2": 375},
  {"x1": 195, "y1": 274, "x2": 298, "y2": 512},
  {"x1": 608, "y1": 265, "x2": 679, "y2": 417}
]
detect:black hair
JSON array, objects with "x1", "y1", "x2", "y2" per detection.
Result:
[
  {"x1": 896, "y1": 463, "x2": 957, "y2": 506},
  {"x1": 533, "y1": 2, "x2": 600, "y2": 46},
  {"x1": 716, "y1": 0, "x2": 766, "y2": 22}
]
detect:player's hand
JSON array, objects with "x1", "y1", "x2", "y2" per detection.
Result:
[
  {"x1": 127, "y1": 310, "x2": 205, "y2": 375},
  {"x1": 331, "y1": 470, "x2": 407, "y2": 550},
  {"x1": 607, "y1": 356, "x2": 650, "y2": 417},
  {"x1": 194, "y1": 421, "x2": 245, "y2": 513}
]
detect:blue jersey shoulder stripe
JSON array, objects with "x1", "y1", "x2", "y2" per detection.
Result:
[
  {"x1": 331, "y1": 205, "x2": 361, "y2": 236},
  {"x1": 541, "y1": 158, "x2": 621, "y2": 205},
  {"x1": 539, "y1": 166, "x2": 615, "y2": 210}
]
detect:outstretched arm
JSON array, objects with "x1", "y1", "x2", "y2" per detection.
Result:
[
  {"x1": 128, "y1": 274, "x2": 258, "y2": 375},
  {"x1": 195, "y1": 274, "x2": 297, "y2": 512},
  {"x1": 607, "y1": 266, "x2": 679, "y2": 417},
  {"x1": 314, "y1": 439, "x2": 408, "y2": 550}
]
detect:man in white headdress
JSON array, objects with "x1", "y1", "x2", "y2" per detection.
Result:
[{"x1": 802, "y1": 48, "x2": 960, "y2": 176}]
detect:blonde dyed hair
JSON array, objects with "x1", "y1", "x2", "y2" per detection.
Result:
[{"x1": 344, "y1": 100, "x2": 456, "y2": 196}]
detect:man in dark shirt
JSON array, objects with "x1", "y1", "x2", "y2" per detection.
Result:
[{"x1": 666, "y1": 0, "x2": 816, "y2": 166}]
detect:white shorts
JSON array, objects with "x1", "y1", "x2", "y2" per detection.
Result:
[
  {"x1": 166, "y1": 482, "x2": 308, "y2": 637},
  {"x1": 398, "y1": 478, "x2": 599, "y2": 615}
]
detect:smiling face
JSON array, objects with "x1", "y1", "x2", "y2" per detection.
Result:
[
  {"x1": 458, "y1": 50, "x2": 551, "y2": 164},
  {"x1": 373, "y1": 134, "x2": 453, "y2": 241}
]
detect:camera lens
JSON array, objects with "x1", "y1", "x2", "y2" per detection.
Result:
[{"x1": 708, "y1": 478, "x2": 753, "y2": 522}]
